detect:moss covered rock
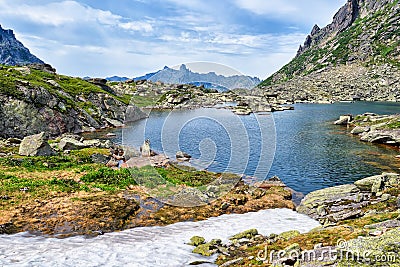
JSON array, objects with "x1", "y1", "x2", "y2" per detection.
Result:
[
  {"x1": 189, "y1": 236, "x2": 205, "y2": 246},
  {"x1": 229, "y1": 229, "x2": 258, "y2": 240},
  {"x1": 278, "y1": 230, "x2": 301, "y2": 241}
]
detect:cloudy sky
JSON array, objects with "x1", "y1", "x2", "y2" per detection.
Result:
[{"x1": 0, "y1": 0, "x2": 346, "y2": 79}]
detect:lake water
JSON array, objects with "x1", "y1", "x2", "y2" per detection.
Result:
[
  {"x1": 2, "y1": 102, "x2": 399, "y2": 267},
  {"x1": 112, "y1": 101, "x2": 400, "y2": 195}
]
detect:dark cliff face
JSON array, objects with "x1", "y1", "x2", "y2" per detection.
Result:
[
  {"x1": 0, "y1": 25, "x2": 44, "y2": 65},
  {"x1": 296, "y1": 0, "x2": 396, "y2": 57},
  {"x1": 297, "y1": 0, "x2": 360, "y2": 56}
]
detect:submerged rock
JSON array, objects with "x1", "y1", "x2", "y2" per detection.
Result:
[{"x1": 176, "y1": 151, "x2": 191, "y2": 161}]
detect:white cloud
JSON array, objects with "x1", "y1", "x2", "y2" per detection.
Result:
[
  {"x1": 0, "y1": 0, "x2": 347, "y2": 79},
  {"x1": 0, "y1": 1, "x2": 120, "y2": 26},
  {"x1": 234, "y1": 0, "x2": 347, "y2": 26},
  {"x1": 0, "y1": 0, "x2": 153, "y2": 32},
  {"x1": 119, "y1": 22, "x2": 153, "y2": 32},
  {"x1": 234, "y1": 0, "x2": 297, "y2": 16}
]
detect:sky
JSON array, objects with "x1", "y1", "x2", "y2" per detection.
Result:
[{"x1": 0, "y1": 0, "x2": 346, "y2": 79}]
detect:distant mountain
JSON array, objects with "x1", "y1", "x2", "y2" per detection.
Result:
[
  {"x1": 106, "y1": 76, "x2": 130, "y2": 82},
  {"x1": 134, "y1": 64, "x2": 260, "y2": 91},
  {"x1": 133, "y1": 66, "x2": 169, "y2": 81},
  {"x1": 0, "y1": 25, "x2": 44, "y2": 65},
  {"x1": 256, "y1": 0, "x2": 400, "y2": 102},
  {"x1": 187, "y1": 81, "x2": 228, "y2": 92}
]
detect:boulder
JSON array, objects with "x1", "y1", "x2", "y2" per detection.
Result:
[
  {"x1": 278, "y1": 230, "x2": 300, "y2": 241},
  {"x1": 82, "y1": 139, "x2": 112, "y2": 148},
  {"x1": 188, "y1": 236, "x2": 206, "y2": 246},
  {"x1": 141, "y1": 140, "x2": 151, "y2": 157},
  {"x1": 338, "y1": 228, "x2": 400, "y2": 265},
  {"x1": 58, "y1": 137, "x2": 88, "y2": 151},
  {"x1": 124, "y1": 105, "x2": 148, "y2": 123},
  {"x1": 297, "y1": 184, "x2": 360, "y2": 219},
  {"x1": 176, "y1": 150, "x2": 191, "y2": 161},
  {"x1": 334, "y1": 115, "x2": 353, "y2": 125},
  {"x1": 192, "y1": 239, "x2": 222, "y2": 256},
  {"x1": 354, "y1": 174, "x2": 384, "y2": 191},
  {"x1": 19, "y1": 132, "x2": 56, "y2": 156},
  {"x1": 91, "y1": 154, "x2": 110, "y2": 164},
  {"x1": 350, "y1": 126, "x2": 368, "y2": 135},
  {"x1": 229, "y1": 229, "x2": 258, "y2": 240},
  {"x1": 105, "y1": 118, "x2": 124, "y2": 127},
  {"x1": 354, "y1": 173, "x2": 400, "y2": 192}
]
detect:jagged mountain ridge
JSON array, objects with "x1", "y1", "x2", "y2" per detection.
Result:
[
  {"x1": 136, "y1": 64, "x2": 260, "y2": 91},
  {"x1": 0, "y1": 25, "x2": 44, "y2": 66},
  {"x1": 257, "y1": 0, "x2": 400, "y2": 102}
]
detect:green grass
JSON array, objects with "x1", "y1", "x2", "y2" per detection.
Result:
[
  {"x1": 0, "y1": 172, "x2": 85, "y2": 195},
  {"x1": 156, "y1": 165, "x2": 218, "y2": 187},
  {"x1": 130, "y1": 95, "x2": 159, "y2": 107},
  {"x1": 80, "y1": 167, "x2": 136, "y2": 189},
  {"x1": 0, "y1": 147, "x2": 108, "y2": 172},
  {"x1": 0, "y1": 65, "x2": 131, "y2": 114},
  {"x1": 385, "y1": 121, "x2": 400, "y2": 129}
]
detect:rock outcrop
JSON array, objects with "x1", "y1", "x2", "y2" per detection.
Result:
[
  {"x1": 297, "y1": 172, "x2": 400, "y2": 225},
  {"x1": 336, "y1": 113, "x2": 400, "y2": 146},
  {"x1": 0, "y1": 65, "x2": 144, "y2": 138},
  {"x1": 18, "y1": 132, "x2": 56, "y2": 156}
]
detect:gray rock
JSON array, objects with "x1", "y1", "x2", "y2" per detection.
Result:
[
  {"x1": 91, "y1": 153, "x2": 110, "y2": 164},
  {"x1": 354, "y1": 174, "x2": 384, "y2": 191},
  {"x1": 18, "y1": 132, "x2": 56, "y2": 156},
  {"x1": 334, "y1": 115, "x2": 353, "y2": 125},
  {"x1": 59, "y1": 137, "x2": 88, "y2": 151},
  {"x1": 350, "y1": 126, "x2": 368, "y2": 135},
  {"x1": 230, "y1": 229, "x2": 258, "y2": 240},
  {"x1": 176, "y1": 151, "x2": 191, "y2": 161},
  {"x1": 124, "y1": 105, "x2": 148, "y2": 123},
  {"x1": 141, "y1": 140, "x2": 151, "y2": 157},
  {"x1": 105, "y1": 118, "x2": 124, "y2": 127}
]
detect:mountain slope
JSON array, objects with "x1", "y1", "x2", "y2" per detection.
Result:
[
  {"x1": 0, "y1": 64, "x2": 140, "y2": 138},
  {"x1": 256, "y1": 0, "x2": 400, "y2": 102},
  {"x1": 0, "y1": 25, "x2": 44, "y2": 65}
]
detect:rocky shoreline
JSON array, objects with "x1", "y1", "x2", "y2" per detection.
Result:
[
  {"x1": 335, "y1": 112, "x2": 400, "y2": 150},
  {"x1": 112, "y1": 79, "x2": 294, "y2": 115},
  {"x1": 0, "y1": 133, "x2": 295, "y2": 237},
  {"x1": 190, "y1": 172, "x2": 400, "y2": 266},
  {"x1": 184, "y1": 113, "x2": 400, "y2": 266}
]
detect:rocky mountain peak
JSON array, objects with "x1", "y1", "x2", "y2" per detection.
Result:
[
  {"x1": 297, "y1": 0, "x2": 397, "y2": 57},
  {"x1": 0, "y1": 24, "x2": 44, "y2": 66},
  {"x1": 310, "y1": 24, "x2": 320, "y2": 36}
]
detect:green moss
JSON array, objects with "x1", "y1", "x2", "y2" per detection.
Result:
[
  {"x1": 385, "y1": 121, "x2": 400, "y2": 129},
  {"x1": 0, "y1": 173, "x2": 84, "y2": 195},
  {"x1": 156, "y1": 165, "x2": 218, "y2": 186}
]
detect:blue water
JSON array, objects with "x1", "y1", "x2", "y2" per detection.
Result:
[{"x1": 107, "y1": 102, "x2": 400, "y2": 194}]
